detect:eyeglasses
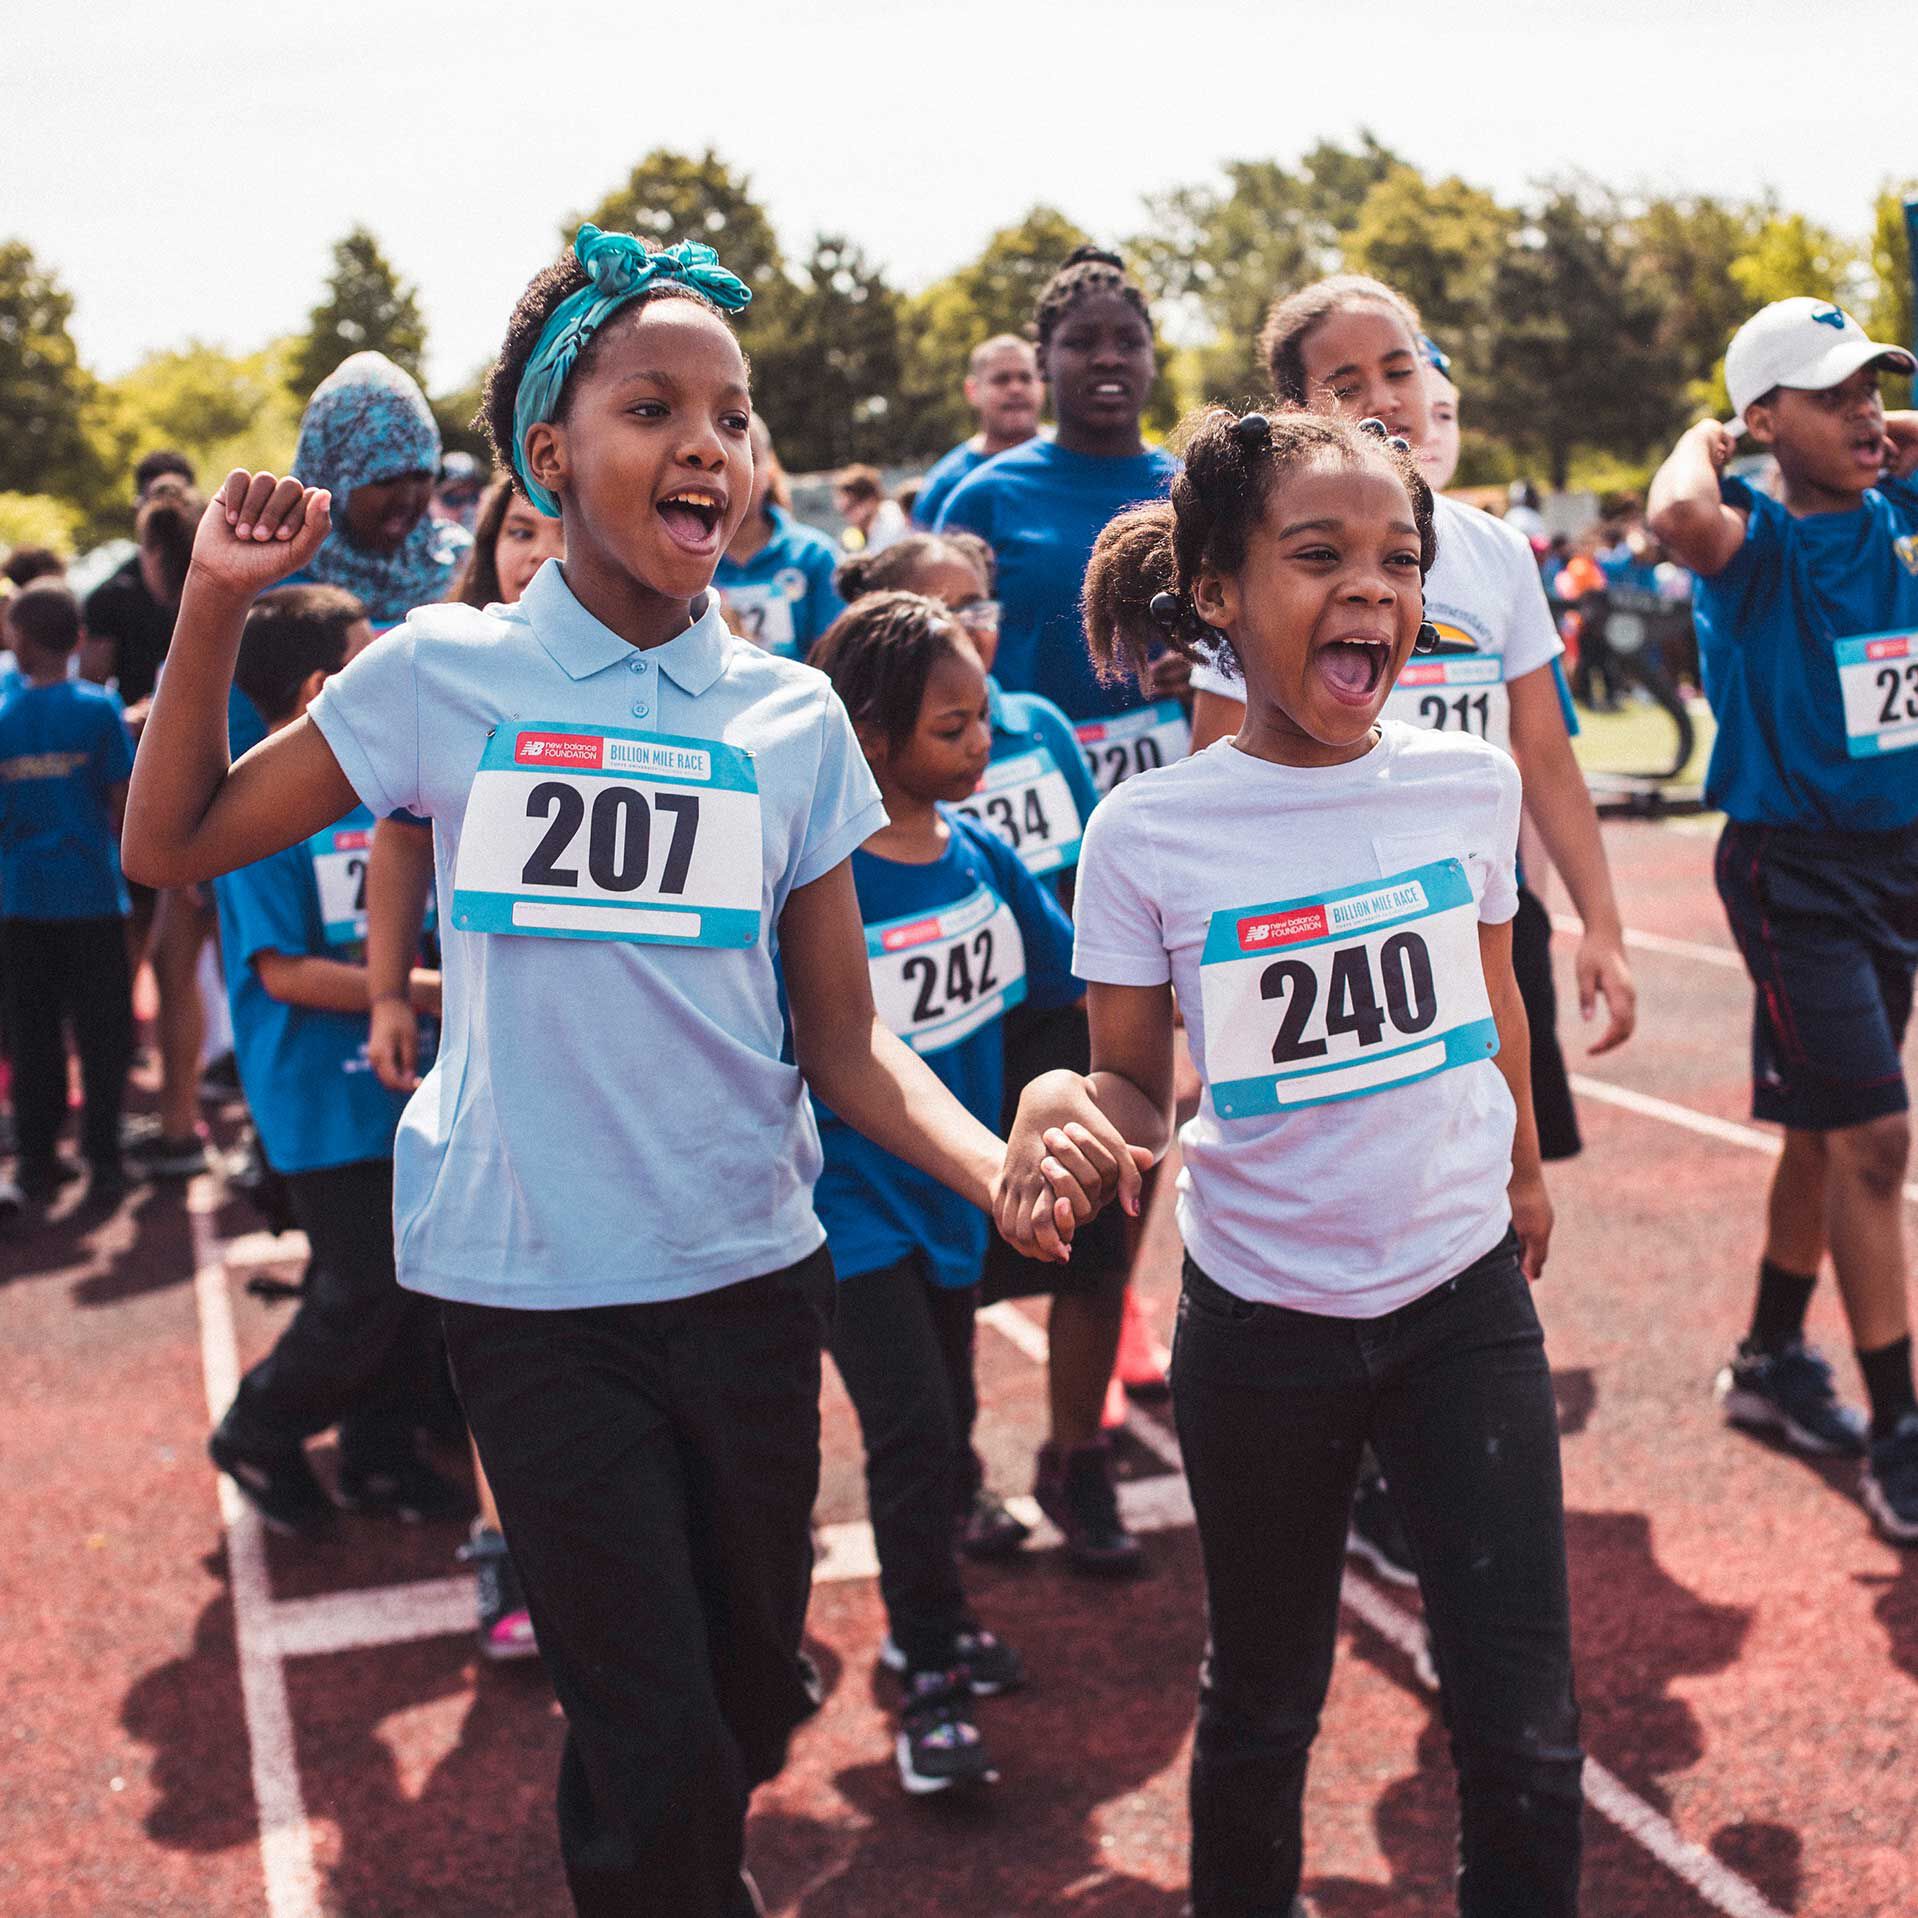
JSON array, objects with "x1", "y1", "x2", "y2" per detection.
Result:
[{"x1": 952, "y1": 599, "x2": 1002, "y2": 633}]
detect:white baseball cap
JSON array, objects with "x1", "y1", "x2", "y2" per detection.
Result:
[{"x1": 1726, "y1": 298, "x2": 1915, "y2": 418}]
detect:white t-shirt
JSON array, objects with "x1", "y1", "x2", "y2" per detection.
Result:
[
  {"x1": 1189, "y1": 494, "x2": 1564, "y2": 731},
  {"x1": 1073, "y1": 723, "x2": 1522, "y2": 1316}
]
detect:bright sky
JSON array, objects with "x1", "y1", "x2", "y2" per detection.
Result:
[{"x1": 8, "y1": 0, "x2": 1909, "y2": 393}]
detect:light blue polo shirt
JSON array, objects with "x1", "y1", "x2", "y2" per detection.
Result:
[{"x1": 307, "y1": 557, "x2": 887, "y2": 1309}]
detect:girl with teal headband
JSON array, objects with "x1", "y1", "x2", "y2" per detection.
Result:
[{"x1": 123, "y1": 226, "x2": 1145, "y2": 1917}]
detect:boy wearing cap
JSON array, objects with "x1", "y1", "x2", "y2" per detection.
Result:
[{"x1": 1651, "y1": 297, "x2": 1918, "y2": 1542}]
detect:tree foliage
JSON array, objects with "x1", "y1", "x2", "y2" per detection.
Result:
[
  {"x1": 288, "y1": 227, "x2": 428, "y2": 405},
  {"x1": 0, "y1": 239, "x2": 96, "y2": 499},
  {"x1": 1865, "y1": 182, "x2": 1918, "y2": 410}
]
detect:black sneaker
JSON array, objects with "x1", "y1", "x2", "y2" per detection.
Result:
[
  {"x1": 126, "y1": 1130, "x2": 210, "y2": 1180},
  {"x1": 1346, "y1": 1470, "x2": 1418, "y2": 1587},
  {"x1": 208, "y1": 1427, "x2": 336, "y2": 1539},
  {"x1": 336, "y1": 1456, "x2": 471, "y2": 1523},
  {"x1": 1035, "y1": 1438, "x2": 1143, "y2": 1576},
  {"x1": 956, "y1": 1486, "x2": 1032, "y2": 1561},
  {"x1": 881, "y1": 1626, "x2": 1026, "y2": 1697},
  {"x1": 458, "y1": 1525, "x2": 539, "y2": 1661},
  {"x1": 896, "y1": 1668, "x2": 997, "y2": 1795},
  {"x1": 16, "y1": 1155, "x2": 85, "y2": 1201},
  {"x1": 1862, "y1": 1413, "x2": 1918, "y2": 1544},
  {"x1": 1716, "y1": 1338, "x2": 1868, "y2": 1457}
]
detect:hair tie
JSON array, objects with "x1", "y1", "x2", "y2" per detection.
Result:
[
  {"x1": 1418, "y1": 333, "x2": 1453, "y2": 379},
  {"x1": 1414, "y1": 621, "x2": 1441, "y2": 654},
  {"x1": 1357, "y1": 417, "x2": 1389, "y2": 439},
  {"x1": 1149, "y1": 591, "x2": 1182, "y2": 630},
  {"x1": 1388, "y1": 435, "x2": 1410, "y2": 454},
  {"x1": 511, "y1": 226, "x2": 753, "y2": 518},
  {"x1": 1231, "y1": 411, "x2": 1271, "y2": 449}
]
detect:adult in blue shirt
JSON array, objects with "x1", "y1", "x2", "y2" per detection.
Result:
[
  {"x1": 713, "y1": 416, "x2": 843, "y2": 659},
  {"x1": 936, "y1": 247, "x2": 1184, "y2": 779},
  {"x1": 911, "y1": 334, "x2": 1043, "y2": 531}
]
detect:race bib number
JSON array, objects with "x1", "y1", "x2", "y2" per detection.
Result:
[
  {"x1": 1384, "y1": 656, "x2": 1510, "y2": 752},
  {"x1": 1199, "y1": 859, "x2": 1497, "y2": 1118},
  {"x1": 451, "y1": 723, "x2": 762, "y2": 947},
  {"x1": 721, "y1": 573, "x2": 805, "y2": 657},
  {"x1": 1076, "y1": 698, "x2": 1191, "y2": 797},
  {"x1": 954, "y1": 744, "x2": 1084, "y2": 876},
  {"x1": 867, "y1": 885, "x2": 1027, "y2": 1055},
  {"x1": 308, "y1": 820, "x2": 372, "y2": 949},
  {"x1": 1835, "y1": 630, "x2": 1918, "y2": 758}
]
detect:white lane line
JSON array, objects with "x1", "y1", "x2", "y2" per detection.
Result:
[
  {"x1": 267, "y1": 1578, "x2": 474, "y2": 1660},
  {"x1": 1569, "y1": 1074, "x2": 1918, "y2": 1205},
  {"x1": 1550, "y1": 914, "x2": 1743, "y2": 971},
  {"x1": 189, "y1": 1184, "x2": 323, "y2": 1918},
  {"x1": 1339, "y1": 1573, "x2": 1789, "y2": 1918}
]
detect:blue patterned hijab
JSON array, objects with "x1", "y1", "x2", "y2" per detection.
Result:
[{"x1": 292, "y1": 352, "x2": 470, "y2": 628}]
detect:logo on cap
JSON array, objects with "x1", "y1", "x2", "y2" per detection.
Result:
[{"x1": 1812, "y1": 307, "x2": 1846, "y2": 330}]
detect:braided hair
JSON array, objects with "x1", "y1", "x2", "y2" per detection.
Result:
[
  {"x1": 1031, "y1": 245, "x2": 1152, "y2": 357},
  {"x1": 834, "y1": 531, "x2": 996, "y2": 604},
  {"x1": 1082, "y1": 404, "x2": 1436, "y2": 686}
]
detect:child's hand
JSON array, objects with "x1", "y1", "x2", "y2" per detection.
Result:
[
  {"x1": 1510, "y1": 1170, "x2": 1554, "y2": 1282},
  {"x1": 1690, "y1": 419, "x2": 1739, "y2": 471},
  {"x1": 368, "y1": 995, "x2": 420, "y2": 1092},
  {"x1": 190, "y1": 471, "x2": 332, "y2": 600},
  {"x1": 1881, "y1": 414, "x2": 1918, "y2": 482},
  {"x1": 995, "y1": 1069, "x2": 1152, "y2": 1261}
]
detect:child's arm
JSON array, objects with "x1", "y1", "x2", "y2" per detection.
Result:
[
  {"x1": 252, "y1": 949, "x2": 439, "y2": 1016},
  {"x1": 1647, "y1": 421, "x2": 1747, "y2": 576},
  {"x1": 779, "y1": 860, "x2": 1142, "y2": 1260},
  {"x1": 123, "y1": 473, "x2": 359, "y2": 887},
  {"x1": 996, "y1": 980, "x2": 1175, "y2": 1259},
  {"x1": 1506, "y1": 666, "x2": 1635, "y2": 1055},
  {"x1": 1480, "y1": 917, "x2": 1551, "y2": 1280},
  {"x1": 365, "y1": 817, "x2": 436, "y2": 1091}
]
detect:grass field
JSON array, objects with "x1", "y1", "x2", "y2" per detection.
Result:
[{"x1": 1570, "y1": 695, "x2": 1715, "y2": 787}]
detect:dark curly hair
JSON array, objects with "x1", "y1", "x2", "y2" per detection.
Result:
[
  {"x1": 1031, "y1": 245, "x2": 1152, "y2": 357},
  {"x1": 811, "y1": 590, "x2": 977, "y2": 755},
  {"x1": 834, "y1": 531, "x2": 996, "y2": 604},
  {"x1": 478, "y1": 240, "x2": 743, "y2": 502},
  {"x1": 1257, "y1": 274, "x2": 1423, "y2": 407},
  {"x1": 1082, "y1": 404, "x2": 1436, "y2": 686}
]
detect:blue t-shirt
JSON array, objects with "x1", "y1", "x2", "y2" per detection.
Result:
[
  {"x1": 212, "y1": 802, "x2": 408, "y2": 1175},
  {"x1": 912, "y1": 440, "x2": 992, "y2": 529},
  {"x1": 229, "y1": 684, "x2": 268, "y2": 759},
  {"x1": 1695, "y1": 475, "x2": 1918, "y2": 830},
  {"x1": 713, "y1": 504, "x2": 844, "y2": 660},
  {"x1": 812, "y1": 812, "x2": 1078, "y2": 1288},
  {"x1": 953, "y1": 677, "x2": 1101, "y2": 880},
  {"x1": 0, "y1": 679, "x2": 134, "y2": 919},
  {"x1": 936, "y1": 438, "x2": 1179, "y2": 722}
]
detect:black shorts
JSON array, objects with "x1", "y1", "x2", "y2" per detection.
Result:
[
  {"x1": 979, "y1": 997, "x2": 1129, "y2": 1303},
  {"x1": 1714, "y1": 820, "x2": 1918, "y2": 1132},
  {"x1": 1512, "y1": 886, "x2": 1581, "y2": 1162}
]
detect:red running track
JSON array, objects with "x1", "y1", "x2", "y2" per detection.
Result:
[{"x1": 0, "y1": 816, "x2": 1913, "y2": 1916}]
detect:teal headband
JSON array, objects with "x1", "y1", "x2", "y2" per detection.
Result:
[{"x1": 510, "y1": 225, "x2": 753, "y2": 517}]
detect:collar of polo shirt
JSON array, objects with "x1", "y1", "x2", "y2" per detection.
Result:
[{"x1": 517, "y1": 561, "x2": 730, "y2": 695}]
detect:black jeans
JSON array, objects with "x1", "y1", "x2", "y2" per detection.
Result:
[
  {"x1": 829, "y1": 1253, "x2": 980, "y2": 1670},
  {"x1": 1173, "y1": 1232, "x2": 1582, "y2": 1918},
  {"x1": 223, "y1": 1157, "x2": 434, "y2": 1469},
  {"x1": 0, "y1": 915, "x2": 133, "y2": 1169},
  {"x1": 442, "y1": 1247, "x2": 834, "y2": 1918}
]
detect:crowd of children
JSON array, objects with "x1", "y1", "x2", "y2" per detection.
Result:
[{"x1": 5, "y1": 211, "x2": 1917, "y2": 1916}]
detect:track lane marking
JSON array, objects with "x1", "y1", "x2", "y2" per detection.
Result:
[{"x1": 1550, "y1": 913, "x2": 1744, "y2": 971}]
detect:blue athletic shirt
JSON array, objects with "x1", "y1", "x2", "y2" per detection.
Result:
[
  {"x1": 955, "y1": 677, "x2": 1100, "y2": 880},
  {"x1": 212, "y1": 802, "x2": 408, "y2": 1174},
  {"x1": 811, "y1": 811, "x2": 1078, "y2": 1288},
  {"x1": 0, "y1": 679, "x2": 134, "y2": 919},
  {"x1": 1695, "y1": 474, "x2": 1918, "y2": 830},
  {"x1": 713, "y1": 503, "x2": 845, "y2": 660},
  {"x1": 912, "y1": 440, "x2": 992, "y2": 529},
  {"x1": 936, "y1": 438, "x2": 1178, "y2": 722}
]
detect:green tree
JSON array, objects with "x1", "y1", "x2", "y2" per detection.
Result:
[
  {"x1": 1865, "y1": 182, "x2": 1918, "y2": 409},
  {"x1": 896, "y1": 206, "x2": 1091, "y2": 456},
  {"x1": 752, "y1": 236, "x2": 904, "y2": 470},
  {"x1": 0, "y1": 240, "x2": 96, "y2": 499},
  {"x1": 1479, "y1": 189, "x2": 1684, "y2": 489},
  {"x1": 1343, "y1": 169, "x2": 1516, "y2": 381},
  {"x1": 1730, "y1": 209, "x2": 1856, "y2": 310},
  {"x1": 1627, "y1": 195, "x2": 1764, "y2": 412},
  {"x1": 429, "y1": 370, "x2": 492, "y2": 466},
  {"x1": 288, "y1": 227, "x2": 428, "y2": 404}
]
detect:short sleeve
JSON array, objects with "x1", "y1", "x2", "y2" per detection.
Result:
[
  {"x1": 932, "y1": 469, "x2": 993, "y2": 539},
  {"x1": 1498, "y1": 533, "x2": 1564, "y2": 682},
  {"x1": 1017, "y1": 693, "x2": 1101, "y2": 830},
  {"x1": 800, "y1": 542, "x2": 846, "y2": 656},
  {"x1": 216, "y1": 847, "x2": 317, "y2": 969},
  {"x1": 1478, "y1": 753, "x2": 1522, "y2": 927},
  {"x1": 973, "y1": 821, "x2": 1078, "y2": 1010},
  {"x1": 94, "y1": 697, "x2": 134, "y2": 785},
  {"x1": 307, "y1": 622, "x2": 422, "y2": 819},
  {"x1": 1071, "y1": 789, "x2": 1171, "y2": 986},
  {"x1": 789, "y1": 683, "x2": 888, "y2": 892},
  {"x1": 1189, "y1": 657, "x2": 1244, "y2": 701},
  {"x1": 1706, "y1": 475, "x2": 1774, "y2": 591}
]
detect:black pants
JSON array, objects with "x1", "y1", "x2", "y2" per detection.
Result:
[
  {"x1": 1173, "y1": 1233, "x2": 1582, "y2": 1917},
  {"x1": 442, "y1": 1248, "x2": 834, "y2": 1918},
  {"x1": 224, "y1": 1158, "x2": 432, "y2": 1470},
  {"x1": 0, "y1": 915, "x2": 133, "y2": 1170},
  {"x1": 829, "y1": 1253, "x2": 980, "y2": 1670},
  {"x1": 1512, "y1": 886, "x2": 1581, "y2": 1162}
]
